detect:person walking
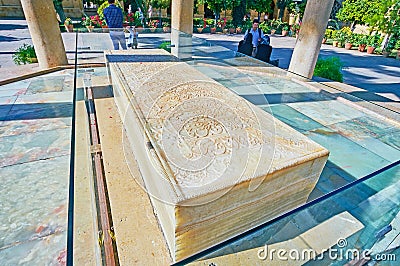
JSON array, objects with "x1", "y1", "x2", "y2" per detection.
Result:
[
  {"x1": 103, "y1": 0, "x2": 127, "y2": 50},
  {"x1": 244, "y1": 19, "x2": 264, "y2": 57}
]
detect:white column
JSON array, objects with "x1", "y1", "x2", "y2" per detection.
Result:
[
  {"x1": 20, "y1": 0, "x2": 68, "y2": 69},
  {"x1": 171, "y1": 0, "x2": 194, "y2": 60},
  {"x1": 288, "y1": 0, "x2": 335, "y2": 79}
]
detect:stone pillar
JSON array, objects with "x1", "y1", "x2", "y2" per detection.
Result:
[
  {"x1": 288, "y1": 0, "x2": 334, "y2": 79},
  {"x1": 171, "y1": 0, "x2": 193, "y2": 60},
  {"x1": 20, "y1": 0, "x2": 68, "y2": 69}
]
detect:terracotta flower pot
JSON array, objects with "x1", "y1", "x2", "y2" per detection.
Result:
[
  {"x1": 236, "y1": 28, "x2": 242, "y2": 34},
  {"x1": 229, "y1": 28, "x2": 235, "y2": 34},
  {"x1": 102, "y1": 25, "x2": 109, "y2": 33},
  {"x1": 332, "y1": 41, "x2": 338, "y2": 47},
  {"x1": 163, "y1": 26, "x2": 170, "y2": 33},
  {"x1": 197, "y1": 27, "x2": 203, "y2": 33},
  {"x1": 271, "y1": 29, "x2": 276, "y2": 35},
  {"x1": 210, "y1": 27, "x2": 216, "y2": 34},
  {"x1": 345, "y1": 43, "x2": 353, "y2": 50},
  {"x1": 322, "y1": 38, "x2": 327, "y2": 44},
  {"x1": 65, "y1": 24, "x2": 74, "y2": 32},
  {"x1": 282, "y1": 30, "x2": 288, "y2": 36},
  {"x1": 358, "y1": 44, "x2": 366, "y2": 52},
  {"x1": 366, "y1": 46, "x2": 375, "y2": 54},
  {"x1": 86, "y1": 26, "x2": 94, "y2": 32}
]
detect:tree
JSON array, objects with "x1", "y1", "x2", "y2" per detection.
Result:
[
  {"x1": 336, "y1": 0, "x2": 382, "y2": 25},
  {"x1": 198, "y1": 0, "x2": 238, "y2": 22},
  {"x1": 231, "y1": 0, "x2": 246, "y2": 27},
  {"x1": 276, "y1": 0, "x2": 291, "y2": 20},
  {"x1": 247, "y1": 0, "x2": 273, "y2": 20},
  {"x1": 367, "y1": 0, "x2": 400, "y2": 35},
  {"x1": 53, "y1": 0, "x2": 66, "y2": 23}
]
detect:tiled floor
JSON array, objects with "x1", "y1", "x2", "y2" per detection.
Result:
[
  {"x1": 0, "y1": 70, "x2": 73, "y2": 265},
  {"x1": 185, "y1": 45, "x2": 400, "y2": 264},
  {"x1": 190, "y1": 53, "x2": 400, "y2": 197}
]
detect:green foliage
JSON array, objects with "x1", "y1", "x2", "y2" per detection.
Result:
[
  {"x1": 158, "y1": 41, "x2": 171, "y2": 52},
  {"x1": 193, "y1": 18, "x2": 203, "y2": 27},
  {"x1": 150, "y1": 0, "x2": 170, "y2": 9},
  {"x1": 352, "y1": 33, "x2": 368, "y2": 45},
  {"x1": 367, "y1": 34, "x2": 382, "y2": 47},
  {"x1": 64, "y1": 17, "x2": 72, "y2": 25},
  {"x1": 259, "y1": 21, "x2": 270, "y2": 33},
  {"x1": 248, "y1": 0, "x2": 273, "y2": 15},
  {"x1": 336, "y1": 0, "x2": 382, "y2": 24},
  {"x1": 198, "y1": 0, "x2": 240, "y2": 15},
  {"x1": 314, "y1": 57, "x2": 343, "y2": 82},
  {"x1": 324, "y1": 29, "x2": 334, "y2": 39},
  {"x1": 225, "y1": 19, "x2": 234, "y2": 28},
  {"x1": 12, "y1": 44, "x2": 37, "y2": 65},
  {"x1": 334, "y1": 27, "x2": 352, "y2": 45},
  {"x1": 367, "y1": 0, "x2": 400, "y2": 35},
  {"x1": 276, "y1": 0, "x2": 291, "y2": 20},
  {"x1": 232, "y1": 0, "x2": 246, "y2": 27},
  {"x1": 270, "y1": 19, "x2": 283, "y2": 30},
  {"x1": 282, "y1": 23, "x2": 290, "y2": 31},
  {"x1": 395, "y1": 39, "x2": 400, "y2": 50},
  {"x1": 385, "y1": 35, "x2": 397, "y2": 51}
]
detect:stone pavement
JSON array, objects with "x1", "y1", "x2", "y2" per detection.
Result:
[
  {"x1": 193, "y1": 33, "x2": 400, "y2": 104},
  {"x1": 1, "y1": 19, "x2": 399, "y2": 105}
]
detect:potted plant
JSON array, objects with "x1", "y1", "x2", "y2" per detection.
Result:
[
  {"x1": 162, "y1": 21, "x2": 170, "y2": 32},
  {"x1": 12, "y1": 43, "x2": 37, "y2": 65},
  {"x1": 225, "y1": 20, "x2": 235, "y2": 34},
  {"x1": 355, "y1": 34, "x2": 368, "y2": 52},
  {"x1": 291, "y1": 23, "x2": 301, "y2": 38},
  {"x1": 344, "y1": 32, "x2": 354, "y2": 50},
  {"x1": 64, "y1": 17, "x2": 73, "y2": 32},
  {"x1": 281, "y1": 23, "x2": 290, "y2": 36},
  {"x1": 81, "y1": 16, "x2": 94, "y2": 32},
  {"x1": 367, "y1": 34, "x2": 381, "y2": 54},
  {"x1": 149, "y1": 20, "x2": 159, "y2": 32},
  {"x1": 322, "y1": 29, "x2": 332, "y2": 44},
  {"x1": 334, "y1": 30, "x2": 346, "y2": 48},
  {"x1": 270, "y1": 19, "x2": 281, "y2": 35}
]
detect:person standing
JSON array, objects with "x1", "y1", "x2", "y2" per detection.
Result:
[
  {"x1": 244, "y1": 19, "x2": 264, "y2": 57},
  {"x1": 103, "y1": 0, "x2": 127, "y2": 50}
]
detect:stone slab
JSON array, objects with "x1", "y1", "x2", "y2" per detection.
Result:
[{"x1": 106, "y1": 49, "x2": 329, "y2": 262}]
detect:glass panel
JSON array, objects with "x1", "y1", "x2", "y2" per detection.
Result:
[
  {"x1": 80, "y1": 29, "x2": 399, "y2": 264},
  {"x1": 0, "y1": 29, "x2": 76, "y2": 264}
]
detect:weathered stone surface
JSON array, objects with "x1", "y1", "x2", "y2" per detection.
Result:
[{"x1": 105, "y1": 49, "x2": 329, "y2": 262}]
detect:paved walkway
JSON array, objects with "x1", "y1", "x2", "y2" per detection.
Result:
[
  {"x1": 1, "y1": 19, "x2": 399, "y2": 103},
  {"x1": 193, "y1": 33, "x2": 400, "y2": 104}
]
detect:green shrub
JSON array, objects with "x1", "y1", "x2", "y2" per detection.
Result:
[
  {"x1": 158, "y1": 41, "x2": 171, "y2": 53},
  {"x1": 12, "y1": 43, "x2": 37, "y2": 65},
  {"x1": 314, "y1": 57, "x2": 343, "y2": 82}
]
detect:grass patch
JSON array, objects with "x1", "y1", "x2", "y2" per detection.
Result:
[
  {"x1": 314, "y1": 57, "x2": 343, "y2": 82},
  {"x1": 158, "y1": 41, "x2": 171, "y2": 53}
]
